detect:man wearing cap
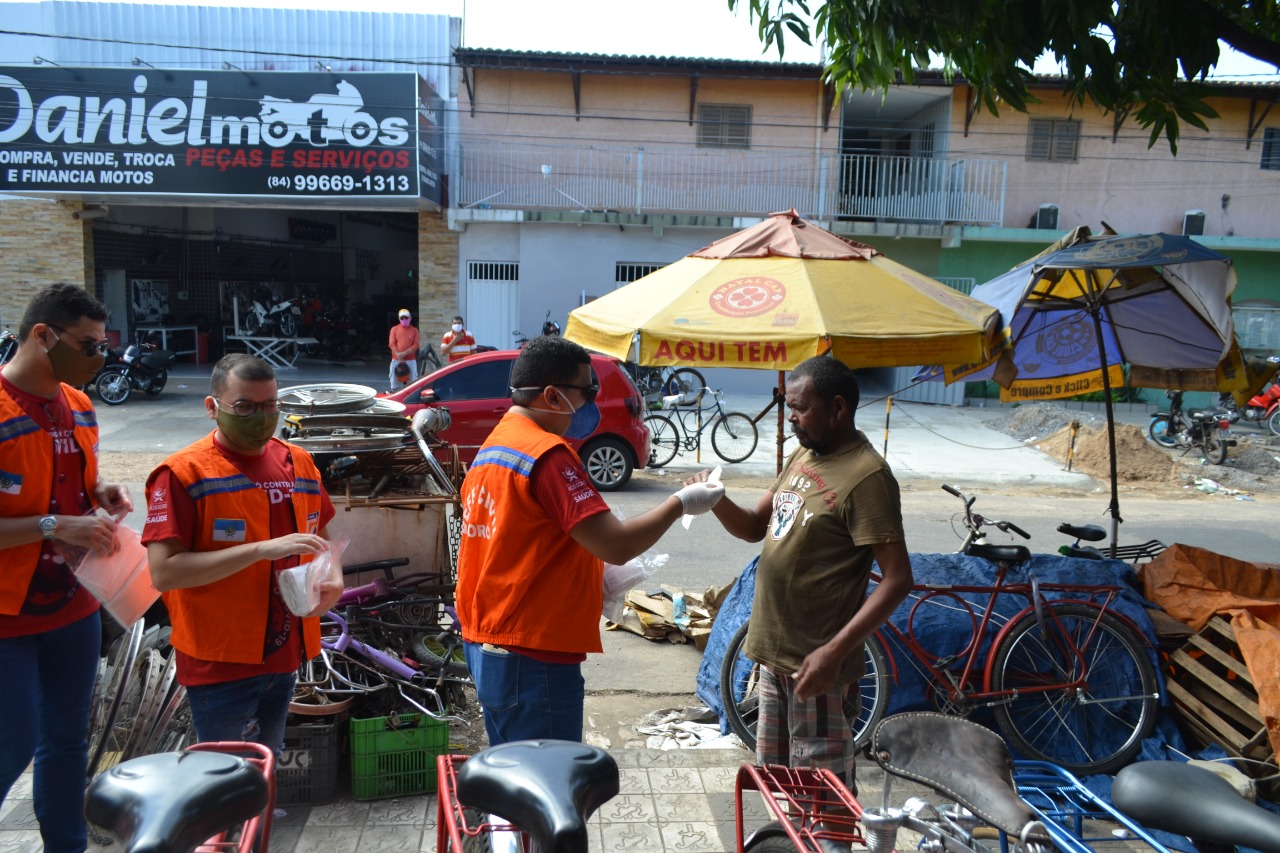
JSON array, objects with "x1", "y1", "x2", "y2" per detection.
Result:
[{"x1": 388, "y1": 308, "x2": 420, "y2": 392}]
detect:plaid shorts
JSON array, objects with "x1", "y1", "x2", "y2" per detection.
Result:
[{"x1": 756, "y1": 666, "x2": 861, "y2": 795}]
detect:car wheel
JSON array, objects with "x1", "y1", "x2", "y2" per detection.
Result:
[{"x1": 581, "y1": 437, "x2": 633, "y2": 491}]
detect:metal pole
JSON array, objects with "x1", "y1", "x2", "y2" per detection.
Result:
[{"x1": 883, "y1": 395, "x2": 893, "y2": 457}]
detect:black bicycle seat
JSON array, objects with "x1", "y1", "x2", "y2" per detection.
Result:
[
  {"x1": 873, "y1": 713, "x2": 1052, "y2": 845},
  {"x1": 1056, "y1": 522, "x2": 1106, "y2": 542},
  {"x1": 965, "y1": 543, "x2": 1031, "y2": 564},
  {"x1": 1113, "y1": 761, "x2": 1280, "y2": 853},
  {"x1": 85, "y1": 750, "x2": 267, "y2": 853},
  {"x1": 456, "y1": 740, "x2": 619, "y2": 853}
]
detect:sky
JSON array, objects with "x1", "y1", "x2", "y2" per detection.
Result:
[{"x1": 68, "y1": 0, "x2": 1280, "y2": 79}]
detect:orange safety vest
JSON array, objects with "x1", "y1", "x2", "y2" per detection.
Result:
[
  {"x1": 151, "y1": 435, "x2": 326, "y2": 664},
  {"x1": 0, "y1": 385, "x2": 100, "y2": 615},
  {"x1": 455, "y1": 412, "x2": 604, "y2": 654}
]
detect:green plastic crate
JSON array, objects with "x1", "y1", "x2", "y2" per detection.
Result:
[{"x1": 349, "y1": 712, "x2": 448, "y2": 800}]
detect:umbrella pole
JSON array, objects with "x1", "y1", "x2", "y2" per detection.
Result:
[
  {"x1": 1089, "y1": 301, "x2": 1122, "y2": 558},
  {"x1": 777, "y1": 371, "x2": 786, "y2": 475}
]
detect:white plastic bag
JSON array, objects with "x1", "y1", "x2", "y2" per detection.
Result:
[
  {"x1": 279, "y1": 536, "x2": 349, "y2": 617},
  {"x1": 56, "y1": 512, "x2": 159, "y2": 628},
  {"x1": 602, "y1": 550, "x2": 668, "y2": 623}
]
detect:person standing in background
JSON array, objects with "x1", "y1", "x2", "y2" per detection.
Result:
[
  {"x1": 440, "y1": 315, "x2": 475, "y2": 363},
  {"x1": 0, "y1": 283, "x2": 134, "y2": 853},
  {"x1": 388, "y1": 308, "x2": 420, "y2": 391}
]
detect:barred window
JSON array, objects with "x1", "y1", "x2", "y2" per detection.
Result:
[
  {"x1": 1262, "y1": 128, "x2": 1280, "y2": 171},
  {"x1": 467, "y1": 261, "x2": 518, "y2": 281},
  {"x1": 1234, "y1": 302, "x2": 1280, "y2": 351},
  {"x1": 1027, "y1": 118, "x2": 1080, "y2": 163},
  {"x1": 698, "y1": 104, "x2": 751, "y2": 149},
  {"x1": 936, "y1": 276, "x2": 977, "y2": 295},
  {"x1": 615, "y1": 262, "x2": 665, "y2": 285}
]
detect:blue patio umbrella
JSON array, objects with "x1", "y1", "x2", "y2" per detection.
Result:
[{"x1": 923, "y1": 230, "x2": 1237, "y2": 550}]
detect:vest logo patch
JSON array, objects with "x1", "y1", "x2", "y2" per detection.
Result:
[
  {"x1": 0, "y1": 470, "x2": 22, "y2": 494},
  {"x1": 214, "y1": 518, "x2": 247, "y2": 542}
]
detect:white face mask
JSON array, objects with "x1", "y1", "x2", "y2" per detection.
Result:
[{"x1": 452, "y1": 323, "x2": 463, "y2": 333}]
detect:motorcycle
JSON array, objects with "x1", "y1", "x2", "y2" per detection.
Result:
[
  {"x1": 94, "y1": 336, "x2": 177, "y2": 406},
  {"x1": 512, "y1": 311, "x2": 561, "y2": 347},
  {"x1": 242, "y1": 287, "x2": 302, "y2": 338},
  {"x1": 1148, "y1": 389, "x2": 1236, "y2": 464},
  {"x1": 1217, "y1": 358, "x2": 1280, "y2": 435},
  {"x1": 0, "y1": 329, "x2": 16, "y2": 365}
]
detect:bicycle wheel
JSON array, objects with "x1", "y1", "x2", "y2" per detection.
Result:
[
  {"x1": 662, "y1": 367, "x2": 705, "y2": 401},
  {"x1": 87, "y1": 620, "x2": 144, "y2": 780},
  {"x1": 412, "y1": 631, "x2": 470, "y2": 678},
  {"x1": 990, "y1": 603, "x2": 1158, "y2": 776},
  {"x1": 720, "y1": 620, "x2": 889, "y2": 753},
  {"x1": 712, "y1": 412, "x2": 759, "y2": 463},
  {"x1": 644, "y1": 414, "x2": 679, "y2": 467}
]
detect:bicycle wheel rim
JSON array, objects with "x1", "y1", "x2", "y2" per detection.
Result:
[
  {"x1": 712, "y1": 412, "x2": 758, "y2": 463},
  {"x1": 990, "y1": 604, "x2": 1157, "y2": 775},
  {"x1": 644, "y1": 415, "x2": 679, "y2": 467}
]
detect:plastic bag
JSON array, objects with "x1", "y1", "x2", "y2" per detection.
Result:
[
  {"x1": 55, "y1": 510, "x2": 159, "y2": 629},
  {"x1": 602, "y1": 550, "x2": 668, "y2": 623},
  {"x1": 278, "y1": 536, "x2": 349, "y2": 617}
]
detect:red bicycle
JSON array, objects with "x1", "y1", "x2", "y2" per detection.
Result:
[{"x1": 722, "y1": 484, "x2": 1160, "y2": 776}]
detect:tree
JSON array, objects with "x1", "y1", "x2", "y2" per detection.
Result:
[{"x1": 730, "y1": 0, "x2": 1280, "y2": 152}]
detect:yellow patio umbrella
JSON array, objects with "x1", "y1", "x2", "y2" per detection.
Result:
[
  {"x1": 565, "y1": 209, "x2": 1002, "y2": 470},
  {"x1": 566, "y1": 210, "x2": 1001, "y2": 371}
]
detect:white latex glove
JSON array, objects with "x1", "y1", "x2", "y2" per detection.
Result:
[
  {"x1": 681, "y1": 465, "x2": 722, "y2": 529},
  {"x1": 674, "y1": 480, "x2": 725, "y2": 516}
]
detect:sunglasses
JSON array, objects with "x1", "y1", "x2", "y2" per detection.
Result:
[
  {"x1": 49, "y1": 325, "x2": 111, "y2": 357},
  {"x1": 554, "y1": 383, "x2": 600, "y2": 404},
  {"x1": 214, "y1": 398, "x2": 282, "y2": 417}
]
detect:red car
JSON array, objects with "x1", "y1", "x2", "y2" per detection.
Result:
[{"x1": 380, "y1": 349, "x2": 650, "y2": 491}]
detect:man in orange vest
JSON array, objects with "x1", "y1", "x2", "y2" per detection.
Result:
[
  {"x1": 455, "y1": 335, "x2": 725, "y2": 746},
  {"x1": 143, "y1": 354, "x2": 344, "y2": 751},
  {"x1": 0, "y1": 283, "x2": 133, "y2": 853}
]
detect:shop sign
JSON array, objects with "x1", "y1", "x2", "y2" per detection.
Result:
[
  {"x1": 0, "y1": 67, "x2": 429, "y2": 201},
  {"x1": 416, "y1": 74, "x2": 445, "y2": 206}
]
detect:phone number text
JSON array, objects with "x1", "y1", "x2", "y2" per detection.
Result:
[{"x1": 266, "y1": 174, "x2": 413, "y2": 193}]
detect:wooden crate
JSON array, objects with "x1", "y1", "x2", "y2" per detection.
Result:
[{"x1": 1165, "y1": 616, "x2": 1277, "y2": 794}]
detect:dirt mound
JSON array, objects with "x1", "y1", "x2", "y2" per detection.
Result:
[{"x1": 1033, "y1": 422, "x2": 1174, "y2": 484}]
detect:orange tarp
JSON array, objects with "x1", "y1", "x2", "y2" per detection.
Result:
[{"x1": 1140, "y1": 544, "x2": 1280, "y2": 757}]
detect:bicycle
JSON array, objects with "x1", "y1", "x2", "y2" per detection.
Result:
[
  {"x1": 721, "y1": 484, "x2": 1161, "y2": 776},
  {"x1": 645, "y1": 387, "x2": 760, "y2": 466},
  {"x1": 86, "y1": 740, "x2": 276, "y2": 853},
  {"x1": 417, "y1": 341, "x2": 443, "y2": 375},
  {"x1": 737, "y1": 712, "x2": 1054, "y2": 853}
]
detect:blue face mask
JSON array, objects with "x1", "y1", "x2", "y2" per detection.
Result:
[{"x1": 563, "y1": 396, "x2": 601, "y2": 440}]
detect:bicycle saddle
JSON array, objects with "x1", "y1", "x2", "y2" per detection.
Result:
[
  {"x1": 85, "y1": 750, "x2": 268, "y2": 853},
  {"x1": 1056, "y1": 522, "x2": 1106, "y2": 542},
  {"x1": 872, "y1": 713, "x2": 1052, "y2": 845},
  {"x1": 1113, "y1": 760, "x2": 1280, "y2": 853},
  {"x1": 965, "y1": 543, "x2": 1031, "y2": 564},
  {"x1": 456, "y1": 739, "x2": 619, "y2": 853}
]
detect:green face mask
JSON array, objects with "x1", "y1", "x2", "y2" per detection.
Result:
[
  {"x1": 215, "y1": 408, "x2": 279, "y2": 453},
  {"x1": 47, "y1": 339, "x2": 106, "y2": 387}
]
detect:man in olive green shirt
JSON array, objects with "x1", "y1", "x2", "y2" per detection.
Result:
[{"x1": 692, "y1": 356, "x2": 913, "y2": 796}]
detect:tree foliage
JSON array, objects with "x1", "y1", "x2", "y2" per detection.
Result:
[{"x1": 730, "y1": 0, "x2": 1280, "y2": 152}]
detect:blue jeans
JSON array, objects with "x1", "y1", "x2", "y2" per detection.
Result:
[
  {"x1": 185, "y1": 672, "x2": 296, "y2": 754},
  {"x1": 0, "y1": 610, "x2": 101, "y2": 853},
  {"x1": 463, "y1": 642, "x2": 584, "y2": 746}
]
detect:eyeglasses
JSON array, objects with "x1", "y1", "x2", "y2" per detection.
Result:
[
  {"x1": 554, "y1": 383, "x2": 599, "y2": 404},
  {"x1": 49, "y1": 325, "x2": 111, "y2": 356},
  {"x1": 213, "y1": 398, "x2": 282, "y2": 417}
]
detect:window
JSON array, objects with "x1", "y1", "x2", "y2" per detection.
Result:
[
  {"x1": 1027, "y1": 118, "x2": 1081, "y2": 163},
  {"x1": 428, "y1": 359, "x2": 512, "y2": 403},
  {"x1": 1262, "y1": 128, "x2": 1280, "y2": 171},
  {"x1": 615, "y1": 262, "x2": 665, "y2": 285},
  {"x1": 1234, "y1": 302, "x2": 1280, "y2": 352},
  {"x1": 936, "y1": 276, "x2": 977, "y2": 296},
  {"x1": 467, "y1": 261, "x2": 519, "y2": 281},
  {"x1": 698, "y1": 104, "x2": 751, "y2": 149}
]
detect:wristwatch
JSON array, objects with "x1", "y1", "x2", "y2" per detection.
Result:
[{"x1": 38, "y1": 515, "x2": 57, "y2": 540}]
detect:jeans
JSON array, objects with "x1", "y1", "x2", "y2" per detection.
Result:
[
  {"x1": 463, "y1": 641, "x2": 584, "y2": 746},
  {"x1": 0, "y1": 610, "x2": 101, "y2": 853},
  {"x1": 185, "y1": 672, "x2": 296, "y2": 754}
]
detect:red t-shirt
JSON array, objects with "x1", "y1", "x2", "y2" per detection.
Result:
[
  {"x1": 441, "y1": 330, "x2": 476, "y2": 362},
  {"x1": 143, "y1": 437, "x2": 335, "y2": 685},
  {"x1": 0, "y1": 375, "x2": 98, "y2": 639},
  {"x1": 501, "y1": 445, "x2": 609, "y2": 664}
]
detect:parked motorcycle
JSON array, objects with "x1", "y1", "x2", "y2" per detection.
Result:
[
  {"x1": 94, "y1": 337, "x2": 177, "y2": 406},
  {"x1": 1148, "y1": 389, "x2": 1236, "y2": 464},
  {"x1": 0, "y1": 329, "x2": 16, "y2": 365},
  {"x1": 1217, "y1": 358, "x2": 1280, "y2": 435},
  {"x1": 242, "y1": 287, "x2": 302, "y2": 338},
  {"x1": 512, "y1": 311, "x2": 562, "y2": 346}
]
